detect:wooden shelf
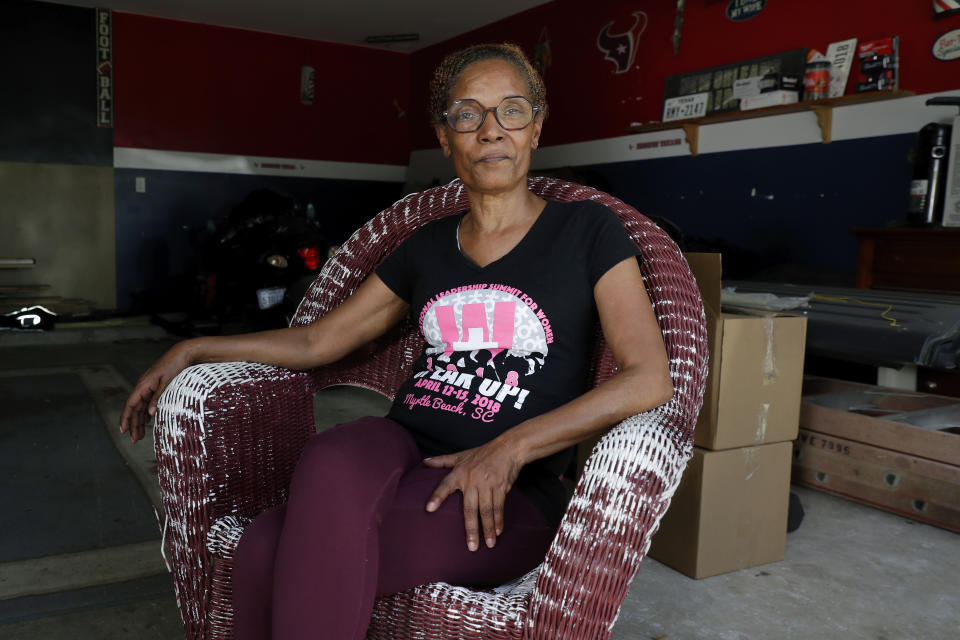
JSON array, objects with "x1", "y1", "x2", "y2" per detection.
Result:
[{"x1": 630, "y1": 90, "x2": 914, "y2": 156}]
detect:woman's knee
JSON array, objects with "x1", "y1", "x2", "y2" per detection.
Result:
[
  {"x1": 235, "y1": 507, "x2": 284, "y2": 579},
  {"x1": 293, "y1": 417, "x2": 419, "y2": 488}
]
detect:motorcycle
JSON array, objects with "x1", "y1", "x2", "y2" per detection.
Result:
[{"x1": 156, "y1": 189, "x2": 331, "y2": 336}]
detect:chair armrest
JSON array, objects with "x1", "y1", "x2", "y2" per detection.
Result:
[
  {"x1": 525, "y1": 407, "x2": 692, "y2": 640},
  {"x1": 153, "y1": 361, "x2": 314, "y2": 638}
]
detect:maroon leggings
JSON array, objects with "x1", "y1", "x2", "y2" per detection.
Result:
[{"x1": 232, "y1": 417, "x2": 556, "y2": 640}]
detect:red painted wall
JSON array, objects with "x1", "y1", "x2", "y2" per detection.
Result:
[
  {"x1": 409, "y1": 0, "x2": 960, "y2": 151},
  {"x1": 113, "y1": 13, "x2": 410, "y2": 166}
]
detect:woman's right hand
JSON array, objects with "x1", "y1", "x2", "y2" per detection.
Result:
[{"x1": 119, "y1": 340, "x2": 195, "y2": 444}]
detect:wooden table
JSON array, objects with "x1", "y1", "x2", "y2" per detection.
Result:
[{"x1": 852, "y1": 227, "x2": 960, "y2": 295}]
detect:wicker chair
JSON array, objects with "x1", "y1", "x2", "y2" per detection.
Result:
[{"x1": 154, "y1": 177, "x2": 708, "y2": 640}]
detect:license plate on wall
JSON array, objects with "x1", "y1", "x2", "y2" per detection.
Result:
[
  {"x1": 256, "y1": 286, "x2": 286, "y2": 310},
  {"x1": 662, "y1": 92, "x2": 708, "y2": 122}
]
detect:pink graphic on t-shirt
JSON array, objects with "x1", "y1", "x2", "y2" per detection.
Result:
[
  {"x1": 454, "y1": 303, "x2": 495, "y2": 349},
  {"x1": 408, "y1": 284, "x2": 553, "y2": 422},
  {"x1": 434, "y1": 305, "x2": 459, "y2": 357},
  {"x1": 435, "y1": 301, "x2": 516, "y2": 357},
  {"x1": 490, "y1": 302, "x2": 516, "y2": 356},
  {"x1": 420, "y1": 286, "x2": 549, "y2": 388}
]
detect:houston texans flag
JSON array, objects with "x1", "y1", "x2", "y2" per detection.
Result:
[{"x1": 596, "y1": 11, "x2": 648, "y2": 74}]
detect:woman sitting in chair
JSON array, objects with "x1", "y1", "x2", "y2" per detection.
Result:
[{"x1": 121, "y1": 43, "x2": 673, "y2": 640}]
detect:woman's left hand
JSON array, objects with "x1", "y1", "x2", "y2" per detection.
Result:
[{"x1": 423, "y1": 439, "x2": 524, "y2": 551}]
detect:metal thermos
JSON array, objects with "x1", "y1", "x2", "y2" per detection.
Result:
[{"x1": 908, "y1": 122, "x2": 952, "y2": 226}]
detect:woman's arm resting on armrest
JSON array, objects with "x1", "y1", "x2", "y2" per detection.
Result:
[
  {"x1": 424, "y1": 256, "x2": 672, "y2": 551},
  {"x1": 503, "y1": 255, "x2": 673, "y2": 461},
  {"x1": 120, "y1": 274, "x2": 408, "y2": 443}
]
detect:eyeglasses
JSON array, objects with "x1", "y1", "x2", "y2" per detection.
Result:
[{"x1": 443, "y1": 96, "x2": 540, "y2": 133}]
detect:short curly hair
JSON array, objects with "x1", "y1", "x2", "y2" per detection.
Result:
[{"x1": 429, "y1": 43, "x2": 548, "y2": 126}]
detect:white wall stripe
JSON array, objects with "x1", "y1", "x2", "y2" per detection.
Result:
[
  {"x1": 114, "y1": 147, "x2": 407, "y2": 183},
  {"x1": 406, "y1": 89, "x2": 960, "y2": 186}
]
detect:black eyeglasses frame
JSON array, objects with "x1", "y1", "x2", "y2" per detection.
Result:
[{"x1": 442, "y1": 95, "x2": 541, "y2": 133}]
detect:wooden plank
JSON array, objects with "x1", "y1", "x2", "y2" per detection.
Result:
[
  {"x1": 797, "y1": 428, "x2": 960, "y2": 486},
  {"x1": 800, "y1": 402, "x2": 960, "y2": 466},
  {"x1": 795, "y1": 432, "x2": 960, "y2": 510},
  {"x1": 802, "y1": 377, "x2": 959, "y2": 412},
  {"x1": 792, "y1": 466, "x2": 960, "y2": 533}
]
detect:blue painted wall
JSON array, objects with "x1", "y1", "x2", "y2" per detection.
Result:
[{"x1": 574, "y1": 133, "x2": 917, "y2": 283}]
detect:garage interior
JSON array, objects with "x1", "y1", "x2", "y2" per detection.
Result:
[{"x1": 2, "y1": 1, "x2": 959, "y2": 639}]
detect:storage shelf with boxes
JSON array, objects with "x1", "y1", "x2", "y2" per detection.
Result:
[{"x1": 648, "y1": 253, "x2": 808, "y2": 579}]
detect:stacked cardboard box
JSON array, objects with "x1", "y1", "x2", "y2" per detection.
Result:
[{"x1": 648, "y1": 253, "x2": 807, "y2": 578}]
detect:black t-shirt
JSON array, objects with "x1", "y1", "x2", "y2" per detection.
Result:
[{"x1": 375, "y1": 199, "x2": 640, "y2": 526}]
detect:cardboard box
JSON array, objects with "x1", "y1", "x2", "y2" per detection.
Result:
[
  {"x1": 794, "y1": 376, "x2": 960, "y2": 532},
  {"x1": 685, "y1": 253, "x2": 808, "y2": 450},
  {"x1": 739, "y1": 90, "x2": 799, "y2": 111},
  {"x1": 649, "y1": 441, "x2": 793, "y2": 579}
]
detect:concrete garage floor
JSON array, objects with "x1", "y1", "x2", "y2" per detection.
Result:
[{"x1": 0, "y1": 320, "x2": 957, "y2": 640}]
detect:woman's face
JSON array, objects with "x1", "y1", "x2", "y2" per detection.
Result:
[{"x1": 434, "y1": 59, "x2": 543, "y2": 196}]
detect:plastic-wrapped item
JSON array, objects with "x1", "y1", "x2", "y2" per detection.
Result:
[{"x1": 721, "y1": 288, "x2": 811, "y2": 311}]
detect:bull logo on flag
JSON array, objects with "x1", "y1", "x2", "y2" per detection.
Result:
[
  {"x1": 596, "y1": 11, "x2": 648, "y2": 74},
  {"x1": 935, "y1": 0, "x2": 960, "y2": 20}
]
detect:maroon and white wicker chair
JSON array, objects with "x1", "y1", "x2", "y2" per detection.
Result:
[{"x1": 154, "y1": 177, "x2": 708, "y2": 640}]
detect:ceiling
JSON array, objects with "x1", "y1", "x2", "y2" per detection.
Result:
[{"x1": 55, "y1": 0, "x2": 552, "y2": 52}]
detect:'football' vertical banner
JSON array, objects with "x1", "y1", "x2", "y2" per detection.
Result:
[{"x1": 96, "y1": 8, "x2": 113, "y2": 128}]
